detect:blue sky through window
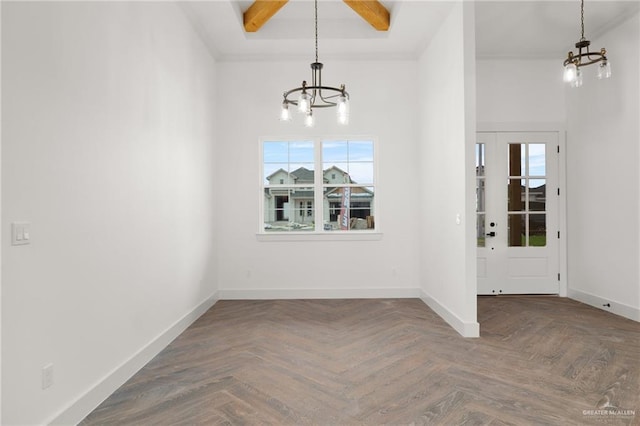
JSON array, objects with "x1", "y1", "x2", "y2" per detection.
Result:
[{"x1": 263, "y1": 140, "x2": 374, "y2": 185}]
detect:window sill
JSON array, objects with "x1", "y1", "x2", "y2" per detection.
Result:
[{"x1": 256, "y1": 232, "x2": 383, "y2": 242}]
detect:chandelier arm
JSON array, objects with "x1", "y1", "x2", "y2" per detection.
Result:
[
  {"x1": 563, "y1": 52, "x2": 607, "y2": 67},
  {"x1": 283, "y1": 86, "x2": 349, "y2": 106}
]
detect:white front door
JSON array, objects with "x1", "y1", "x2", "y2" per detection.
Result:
[{"x1": 477, "y1": 132, "x2": 560, "y2": 295}]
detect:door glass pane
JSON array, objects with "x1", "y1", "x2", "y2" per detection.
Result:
[
  {"x1": 529, "y1": 214, "x2": 546, "y2": 246},
  {"x1": 476, "y1": 143, "x2": 485, "y2": 177},
  {"x1": 529, "y1": 144, "x2": 546, "y2": 176},
  {"x1": 476, "y1": 178, "x2": 485, "y2": 213},
  {"x1": 477, "y1": 214, "x2": 486, "y2": 247},
  {"x1": 508, "y1": 143, "x2": 525, "y2": 176},
  {"x1": 508, "y1": 179, "x2": 525, "y2": 212},
  {"x1": 528, "y1": 179, "x2": 546, "y2": 211},
  {"x1": 508, "y1": 213, "x2": 525, "y2": 247}
]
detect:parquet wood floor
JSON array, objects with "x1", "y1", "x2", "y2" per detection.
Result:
[{"x1": 81, "y1": 297, "x2": 640, "y2": 425}]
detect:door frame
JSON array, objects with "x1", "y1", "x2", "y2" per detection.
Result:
[{"x1": 477, "y1": 122, "x2": 567, "y2": 297}]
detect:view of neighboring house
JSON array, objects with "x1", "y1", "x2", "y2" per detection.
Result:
[{"x1": 264, "y1": 166, "x2": 374, "y2": 231}]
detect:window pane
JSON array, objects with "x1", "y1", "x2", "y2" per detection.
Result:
[
  {"x1": 324, "y1": 186, "x2": 374, "y2": 231},
  {"x1": 508, "y1": 143, "x2": 525, "y2": 177},
  {"x1": 288, "y1": 141, "x2": 314, "y2": 163},
  {"x1": 263, "y1": 142, "x2": 289, "y2": 163},
  {"x1": 476, "y1": 143, "x2": 485, "y2": 177},
  {"x1": 325, "y1": 164, "x2": 351, "y2": 184},
  {"x1": 528, "y1": 179, "x2": 546, "y2": 211},
  {"x1": 264, "y1": 163, "x2": 290, "y2": 185},
  {"x1": 529, "y1": 144, "x2": 546, "y2": 176},
  {"x1": 508, "y1": 213, "x2": 525, "y2": 247},
  {"x1": 346, "y1": 163, "x2": 374, "y2": 185},
  {"x1": 323, "y1": 141, "x2": 374, "y2": 185},
  {"x1": 508, "y1": 178, "x2": 525, "y2": 212},
  {"x1": 263, "y1": 187, "x2": 315, "y2": 232},
  {"x1": 322, "y1": 141, "x2": 348, "y2": 162},
  {"x1": 477, "y1": 213, "x2": 485, "y2": 247},
  {"x1": 264, "y1": 141, "x2": 314, "y2": 185},
  {"x1": 349, "y1": 141, "x2": 374, "y2": 162},
  {"x1": 289, "y1": 165, "x2": 315, "y2": 184},
  {"x1": 529, "y1": 214, "x2": 546, "y2": 246}
]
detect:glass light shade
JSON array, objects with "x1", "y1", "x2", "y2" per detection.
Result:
[
  {"x1": 304, "y1": 111, "x2": 314, "y2": 128},
  {"x1": 570, "y1": 67, "x2": 583, "y2": 88},
  {"x1": 597, "y1": 60, "x2": 612, "y2": 79},
  {"x1": 563, "y1": 63, "x2": 577, "y2": 83},
  {"x1": 337, "y1": 95, "x2": 349, "y2": 125},
  {"x1": 280, "y1": 103, "x2": 291, "y2": 121},
  {"x1": 298, "y1": 92, "x2": 311, "y2": 113}
]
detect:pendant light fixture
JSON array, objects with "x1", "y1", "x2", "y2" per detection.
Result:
[
  {"x1": 563, "y1": 0, "x2": 611, "y2": 87},
  {"x1": 280, "y1": 0, "x2": 350, "y2": 127}
]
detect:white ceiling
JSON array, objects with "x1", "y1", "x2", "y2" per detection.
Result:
[{"x1": 179, "y1": 0, "x2": 640, "y2": 61}]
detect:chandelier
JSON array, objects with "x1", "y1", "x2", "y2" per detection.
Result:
[
  {"x1": 563, "y1": 0, "x2": 611, "y2": 87},
  {"x1": 280, "y1": 0, "x2": 350, "y2": 127}
]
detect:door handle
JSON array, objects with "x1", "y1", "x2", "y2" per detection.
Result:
[{"x1": 486, "y1": 231, "x2": 496, "y2": 237}]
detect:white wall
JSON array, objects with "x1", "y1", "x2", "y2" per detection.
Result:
[
  {"x1": 216, "y1": 59, "x2": 422, "y2": 298},
  {"x1": 476, "y1": 59, "x2": 566, "y2": 125},
  {"x1": 0, "y1": 2, "x2": 3, "y2": 420},
  {"x1": 565, "y1": 12, "x2": 640, "y2": 321},
  {"x1": 417, "y1": 3, "x2": 479, "y2": 337},
  {"x1": 1, "y1": 3, "x2": 218, "y2": 424}
]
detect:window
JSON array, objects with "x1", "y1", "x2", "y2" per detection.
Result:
[
  {"x1": 262, "y1": 139, "x2": 376, "y2": 233},
  {"x1": 507, "y1": 143, "x2": 547, "y2": 247}
]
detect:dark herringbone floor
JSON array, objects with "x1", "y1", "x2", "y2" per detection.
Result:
[{"x1": 81, "y1": 297, "x2": 640, "y2": 425}]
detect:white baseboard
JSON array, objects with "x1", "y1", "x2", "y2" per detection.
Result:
[
  {"x1": 49, "y1": 292, "x2": 219, "y2": 426},
  {"x1": 568, "y1": 288, "x2": 640, "y2": 322},
  {"x1": 420, "y1": 291, "x2": 480, "y2": 338},
  {"x1": 219, "y1": 287, "x2": 421, "y2": 300}
]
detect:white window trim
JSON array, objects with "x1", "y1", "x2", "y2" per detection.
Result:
[{"x1": 258, "y1": 136, "x2": 381, "y2": 241}]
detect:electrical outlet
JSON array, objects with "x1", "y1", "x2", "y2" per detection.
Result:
[{"x1": 42, "y1": 363, "x2": 54, "y2": 390}]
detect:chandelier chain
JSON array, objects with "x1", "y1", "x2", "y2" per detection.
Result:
[
  {"x1": 580, "y1": 0, "x2": 585, "y2": 41},
  {"x1": 314, "y1": 0, "x2": 319, "y2": 63}
]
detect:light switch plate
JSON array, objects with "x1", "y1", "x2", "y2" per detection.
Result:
[{"x1": 11, "y1": 222, "x2": 31, "y2": 246}]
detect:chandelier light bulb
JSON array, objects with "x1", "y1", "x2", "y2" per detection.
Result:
[
  {"x1": 563, "y1": 63, "x2": 577, "y2": 83},
  {"x1": 304, "y1": 111, "x2": 314, "y2": 128},
  {"x1": 280, "y1": 102, "x2": 291, "y2": 121},
  {"x1": 298, "y1": 91, "x2": 311, "y2": 114},
  {"x1": 597, "y1": 60, "x2": 612, "y2": 80},
  {"x1": 337, "y1": 95, "x2": 349, "y2": 125},
  {"x1": 571, "y1": 67, "x2": 583, "y2": 88}
]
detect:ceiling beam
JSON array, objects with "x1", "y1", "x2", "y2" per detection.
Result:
[
  {"x1": 343, "y1": 0, "x2": 390, "y2": 31},
  {"x1": 243, "y1": 0, "x2": 289, "y2": 33}
]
